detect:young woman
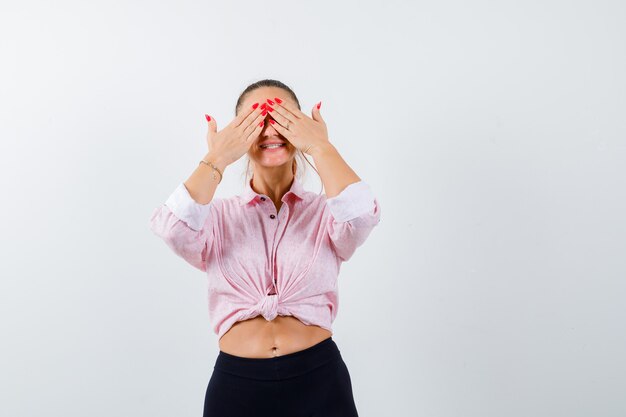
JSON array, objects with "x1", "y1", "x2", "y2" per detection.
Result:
[{"x1": 150, "y1": 79, "x2": 381, "y2": 417}]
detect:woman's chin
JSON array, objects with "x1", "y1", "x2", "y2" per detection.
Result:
[{"x1": 250, "y1": 146, "x2": 294, "y2": 165}]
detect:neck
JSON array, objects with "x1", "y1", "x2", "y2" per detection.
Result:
[{"x1": 251, "y1": 172, "x2": 295, "y2": 204}]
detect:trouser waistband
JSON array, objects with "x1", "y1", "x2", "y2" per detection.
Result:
[{"x1": 214, "y1": 336, "x2": 340, "y2": 381}]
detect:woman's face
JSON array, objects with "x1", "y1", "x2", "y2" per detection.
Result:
[{"x1": 241, "y1": 87, "x2": 297, "y2": 169}]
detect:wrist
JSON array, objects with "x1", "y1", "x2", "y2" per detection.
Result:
[
  {"x1": 203, "y1": 151, "x2": 229, "y2": 172},
  {"x1": 309, "y1": 142, "x2": 336, "y2": 159}
]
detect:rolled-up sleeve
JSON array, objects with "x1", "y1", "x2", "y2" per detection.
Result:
[
  {"x1": 149, "y1": 182, "x2": 216, "y2": 272},
  {"x1": 325, "y1": 180, "x2": 381, "y2": 262}
]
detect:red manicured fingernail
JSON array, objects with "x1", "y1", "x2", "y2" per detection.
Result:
[
  {"x1": 205, "y1": 114, "x2": 211, "y2": 122},
  {"x1": 269, "y1": 119, "x2": 275, "y2": 124},
  {"x1": 267, "y1": 106, "x2": 274, "y2": 112},
  {"x1": 267, "y1": 99, "x2": 275, "y2": 105},
  {"x1": 251, "y1": 102, "x2": 259, "y2": 109},
  {"x1": 316, "y1": 101, "x2": 322, "y2": 109},
  {"x1": 260, "y1": 103, "x2": 267, "y2": 109},
  {"x1": 262, "y1": 109, "x2": 268, "y2": 116},
  {"x1": 259, "y1": 120, "x2": 264, "y2": 127},
  {"x1": 274, "y1": 97, "x2": 283, "y2": 104}
]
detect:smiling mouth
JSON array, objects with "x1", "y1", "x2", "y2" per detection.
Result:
[{"x1": 259, "y1": 143, "x2": 287, "y2": 149}]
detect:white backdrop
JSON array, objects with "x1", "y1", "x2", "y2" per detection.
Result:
[{"x1": 1, "y1": 0, "x2": 625, "y2": 416}]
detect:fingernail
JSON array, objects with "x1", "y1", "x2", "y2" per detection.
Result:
[
  {"x1": 267, "y1": 106, "x2": 274, "y2": 112},
  {"x1": 267, "y1": 98, "x2": 275, "y2": 105},
  {"x1": 274, "y1": 97, "x2": 283, "y2": 104},
  {"x1": 259, "y1": 120, "x2": 264, "y2": 127},
  {"x1": 262, "y1": 109, "x2": 268, "y2": 116},
  {"x1": 251, "y1": 102, "x2": 259, "y2": 109},
  {"x1": 317, "y1": 101, "x2": 322, "y2": 109},
  {"x1": 205, "y1": 114, "x2": 211, "y2": 122},
  {"x1": 269, "y1": 119, "x2": 275, "y2": 125},
  {"x1": 260, "y1": 103, "x2": 267, "y2": 109}
]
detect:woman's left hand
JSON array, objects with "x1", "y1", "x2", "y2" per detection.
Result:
[{"x1": 266, "y1": 98, "x2": 330, "y2": 156}]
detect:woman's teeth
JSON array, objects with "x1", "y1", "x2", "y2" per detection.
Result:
[{"x1": 260, "y1": 143, "x2": 286, "y2": 149}]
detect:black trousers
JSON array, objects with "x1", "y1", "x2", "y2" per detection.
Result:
[{"x1": 203, "y1": 336, "x2": 359, "y2": 417}]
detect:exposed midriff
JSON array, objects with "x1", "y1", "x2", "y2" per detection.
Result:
[{"x1": 218, "y1": 315, "x2": 333, "y2": 358}]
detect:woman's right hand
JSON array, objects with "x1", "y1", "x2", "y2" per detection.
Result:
[{"x1": 204, "y1": 103, "x2": 267, "y2": 168}]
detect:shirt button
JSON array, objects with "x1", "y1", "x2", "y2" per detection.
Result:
[
  {"x1": 260, "y1": 197, "x2": 266, "y2": 201},
  {"x1": 269, "y1": 214, "x2": 276, "y2": 219}
]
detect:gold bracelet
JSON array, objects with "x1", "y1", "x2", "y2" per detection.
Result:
[{"x1": 199, "y1": 159, "x2": 223, "y2": 183}]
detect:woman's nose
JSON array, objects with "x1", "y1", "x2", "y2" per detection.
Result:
[{"x1": 263, "y1": 116, "x2": 278, "y2": 131}]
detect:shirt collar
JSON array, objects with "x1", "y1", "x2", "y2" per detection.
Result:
[{"x1": 239, "y1": 175, "x2": 307, "y2": 206}]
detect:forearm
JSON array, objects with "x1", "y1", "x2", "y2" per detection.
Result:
[
  {"x1": 310, "y1": 143, "x2": 361, "y2": 198},
  {"x1": 183, "y1": 151, "x2": 230, "y2": 205}
]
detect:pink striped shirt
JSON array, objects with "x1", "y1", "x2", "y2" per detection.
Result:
[{"x1": 149, "y1": 176, "x2": 381, "y2": 339}]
